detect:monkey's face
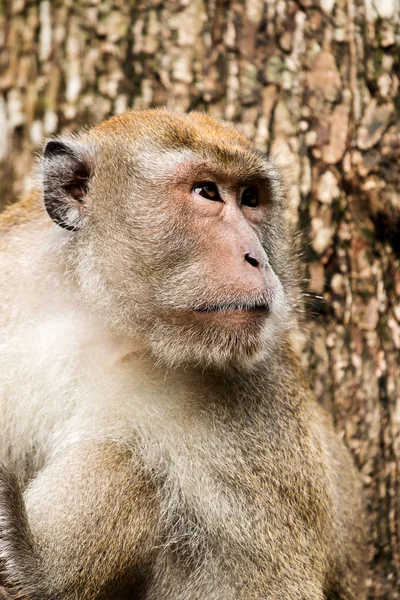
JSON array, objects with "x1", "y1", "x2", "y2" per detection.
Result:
[
  {"x1": 133, "y1": 162, "x2": 294, "y2": 370},
  {"x1": 42, "y1": 111, "x2": 297, "y2": 370}
]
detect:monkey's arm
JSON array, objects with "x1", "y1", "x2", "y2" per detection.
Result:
[{"x1": 0, "y1": 443, "x2": 158, "y2": 600}]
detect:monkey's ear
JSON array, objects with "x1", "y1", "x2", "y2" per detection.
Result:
[{"x1": 43, "y1": 139, "x2": 94, "y2": 231}]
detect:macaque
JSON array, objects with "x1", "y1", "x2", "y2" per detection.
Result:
[{"x1": 0, "y1": 109, "x2": 366, "y2": 599}]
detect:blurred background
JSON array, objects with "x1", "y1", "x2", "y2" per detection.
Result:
[{"x1": 0, "y1": 0, "x2": 399, "y2": 597}]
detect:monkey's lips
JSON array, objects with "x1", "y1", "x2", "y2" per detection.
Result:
[
  {"x1": 194, "y1": 302, "x2": 269, "y2": 313},
  {"x1": 191, "y1": 301, "x2": 270, "y2": 324}
]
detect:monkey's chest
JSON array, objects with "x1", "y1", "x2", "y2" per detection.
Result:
[{"x1": 144, "y1": 441, "x2": 332, "y2": 600}]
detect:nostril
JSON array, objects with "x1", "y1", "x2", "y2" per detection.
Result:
[{"x1": 245, "y1": 253, "x2": 260, "y2": 268}]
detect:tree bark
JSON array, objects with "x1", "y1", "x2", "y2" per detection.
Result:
[{"x1": 0, "y1": 0, "x2": 399, "y2": 597}]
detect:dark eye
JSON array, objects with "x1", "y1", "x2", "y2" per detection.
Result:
[
  {"x1": 241, "y1": 187, "x2": 258, "y2": 208},
  {"x1": 193, "y1": 182, "x2": 221, "y2": 201}
]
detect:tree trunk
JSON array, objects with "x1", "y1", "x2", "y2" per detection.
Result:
[{"x1": 0, "y1": 0, "x2": 399, "y2": 597}]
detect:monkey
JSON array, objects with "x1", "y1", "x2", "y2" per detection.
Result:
[{"x1": 0, "y1": 109, "x2": 367, "y2": 600}]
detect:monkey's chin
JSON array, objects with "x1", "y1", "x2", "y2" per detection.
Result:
[{"x1": 147, "y1": 310, "x2": 285, "y2": 372}]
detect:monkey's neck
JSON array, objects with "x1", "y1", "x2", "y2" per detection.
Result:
[{"x1": 122, "y1": 337, "x2": 307, "y2": 425}]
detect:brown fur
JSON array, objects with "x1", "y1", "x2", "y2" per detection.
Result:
[
  {"x1": 0, "y1": 190, "x2": 43, "y2": 232},
  {"x1": 0, "y1": 109, "x2": 366, "y2": 599}
]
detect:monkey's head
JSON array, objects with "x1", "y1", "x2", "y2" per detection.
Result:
[{"x1": 42, "y1": 110, "x2": 299, "y2": 369}]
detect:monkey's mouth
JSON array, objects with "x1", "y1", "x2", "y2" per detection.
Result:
[{"x1": 194, "y1": 301, "x2": 269, "y2": 314}]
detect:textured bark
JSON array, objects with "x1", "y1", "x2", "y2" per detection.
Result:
[{"x1": 0, "y1": 0, "x2": 399, "y2": 597}]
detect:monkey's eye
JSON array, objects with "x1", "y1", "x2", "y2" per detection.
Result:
[
  {"x1": 193, "y1": 182, "x2": 221, "y2": 201},
  {"x1": 241, "y1": 187, "x2": 258, "y2": 208}
]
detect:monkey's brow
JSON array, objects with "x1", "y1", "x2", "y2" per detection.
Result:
[
  {"x1": 132, "y1": 148, "x2": 275, "y2": 184},
  {"x1": 169, "y1": 160, "x2": 274, "y2": 187}
]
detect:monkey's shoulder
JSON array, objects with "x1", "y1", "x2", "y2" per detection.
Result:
[{"x1": 0, "y1": 191, "x2": 45, "y2": 233}]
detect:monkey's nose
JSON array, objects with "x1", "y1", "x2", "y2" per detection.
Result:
[{"x1": 244, "y1": 253, "x2": 260, "y2": 268}]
